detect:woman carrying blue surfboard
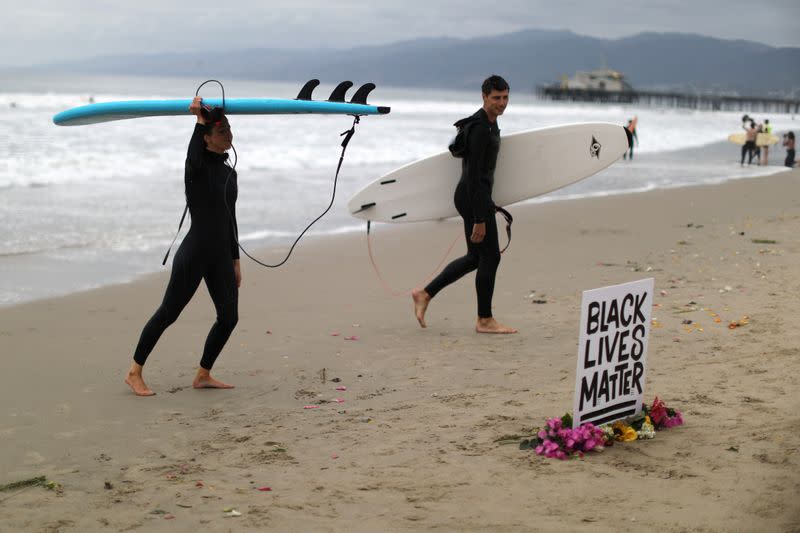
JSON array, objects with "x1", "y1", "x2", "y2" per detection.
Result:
[
  {"x1": 412, "y1": 75, "x2": 518, "y2": 334},
  {"x1": 125, "y1": 96, "x2": 240, "y2": 396}
]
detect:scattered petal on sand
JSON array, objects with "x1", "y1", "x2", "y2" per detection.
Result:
[
  {"x1": 333, "y1": 398, "x2": 345, "y2": 403},
  {"x1": 335, "y1": 386, "x2": 347, "y2": 391},
  {"x1": 344, "y1": 336, "x2": 358, "y2": 341},
  {"x1": 303, "y1": 405, "x2": 319, "y2": 409},
  {"x1": 257, "y1": 486, "x2": 272, "y2": 492},
  {"x1": 330, "y1": 332, "x2": 340, "y2": 336},
  {"x1": 195, "y1": 481, "x2": 204, "y2": 487},
  {"x1": 331, "y1": 454, "x2": 339, "y2": 459}
]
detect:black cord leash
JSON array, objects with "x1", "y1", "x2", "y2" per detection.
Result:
[
  {"x1": 163, "y1": 79, "x2": 362, "y2": 268},
  {"x1": 233, "y1": 115, "x2": 360, "y2": 268}
]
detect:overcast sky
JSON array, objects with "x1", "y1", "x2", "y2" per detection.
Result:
[{"x1": 4, "y1": 0, "x2": 799, "y2": 67}]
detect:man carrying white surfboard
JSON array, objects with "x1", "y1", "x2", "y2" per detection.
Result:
[{"x1": 412, "y1": 75, "x2": 518, "y2": 334}]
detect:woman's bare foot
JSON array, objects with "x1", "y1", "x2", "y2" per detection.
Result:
[
  {"x1": 125, "y1": 363, "x2": 155, "y2": 396},
  {"x1": 193, "y1": 368, "x2": 234, "y2": 389},
  {"x1": 412, "y1": 288, "x2": 431, "y2": 328},
  {"x1": 476, "y1": 317, "x2": 518, "y2": 334}
]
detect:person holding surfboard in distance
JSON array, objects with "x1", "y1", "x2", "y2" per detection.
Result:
[
  {"x1": 412, "y1": 75, "x2": 517, "y2": 334},
  {"x1": 125, "y1": 96, "x2": 240, "y2": 396},
  {"x1": 761, "y1": 119, "x2": 772, "y2": 165},
  {"x1": 741, "y1": 119, "x2": 758, "y2": 166}
]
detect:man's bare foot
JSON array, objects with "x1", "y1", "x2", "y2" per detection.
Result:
[
  {"x1": 193, "y1": 369, "x2": 234, "y2": 389},
  {"x1": 125, "y1": 363, "x2": 155, "y2": 396},
  {"x1": 412, "y1": 288, "x2": 431, "y2": 328},
  {"x1": 476, "y1": 317, "x2": 518, "y2": 334}
]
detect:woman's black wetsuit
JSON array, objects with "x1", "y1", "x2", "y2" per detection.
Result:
[
  {"x1": 425, "y1": 108, "x2": 501, "y2": 318},
  {"x1": 133, "y1": 123, "x2": 239, "y2": 370}
]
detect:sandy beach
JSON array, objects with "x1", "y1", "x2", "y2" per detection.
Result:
[{"x1": 1, "y1": 170, "x2": 799, "y2": 532}]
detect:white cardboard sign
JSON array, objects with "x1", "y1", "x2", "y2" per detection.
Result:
[{"x1": 572, "y1": 278, "x2": 654, "y2": 428}]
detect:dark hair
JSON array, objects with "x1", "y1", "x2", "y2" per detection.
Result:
[
  {"x1": 789, "y1": 131, "x2": 795, "y2": 140},
  {"x1": 202, "y1": 106, "x2": 228, "y2": 133},
  {"x1": 482, "y1": 75, "x2": 510, "y2": 95}
]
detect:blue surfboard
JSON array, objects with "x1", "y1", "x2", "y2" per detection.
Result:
[{"x1": 53, "y1": 80, "x2": 390, "y2": 126}]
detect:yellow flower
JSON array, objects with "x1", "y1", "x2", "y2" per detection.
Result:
[{"x1": 611, "y1": 421, "x2": 638, "y2": 441}]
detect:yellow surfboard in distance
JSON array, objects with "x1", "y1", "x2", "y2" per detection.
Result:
[{"x1": 728, "y1": 132, "x2": 780, "y2": 147}]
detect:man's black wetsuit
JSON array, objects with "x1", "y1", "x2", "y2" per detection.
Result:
[
  {"x1": 133, "y1": 123, "x2": 239, "y2": 370},
  {"x1": 425, "y1": 108, "x2": 501, "y2": 318}
]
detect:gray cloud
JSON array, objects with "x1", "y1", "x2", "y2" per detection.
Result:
[{"x1": 4, "y1": 0, "x2": 799, "y2": 67}]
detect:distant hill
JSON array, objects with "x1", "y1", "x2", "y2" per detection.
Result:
[{"x1": 24, "y1": 29, "x2": 800, "y2": 96}]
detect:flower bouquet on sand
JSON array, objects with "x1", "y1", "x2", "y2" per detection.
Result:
[
  {"x1": 645, "y1": 396, "x2": 684, "y2": 429},
  {"x1": 519, "y1": 413, "x2": 607, "y2": 459},
  {"x1": 520, "y1": 397, "x2": 683, "y2": 460}
]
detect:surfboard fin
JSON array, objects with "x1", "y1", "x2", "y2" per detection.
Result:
[
  {"x1": 328, "y1": 81, "x2": 354, "y2": 102},
  {"x1": 350, "y1": 83, "x2": 376, "y2": 105},
  {"x1": 296, "y1": 79, "x2": 320, "y2": 101}
]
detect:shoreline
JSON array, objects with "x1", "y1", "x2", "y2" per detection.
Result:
[
  {"x1": 1, "y1": 170, "x2": 799, "y2": 530},
  {"x1": 0, "y1": 161, "x2": 792, "y2": 310}
]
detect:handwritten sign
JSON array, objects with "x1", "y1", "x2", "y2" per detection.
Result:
[{"x1": 573, "y1": 278, "x2": 654, "y2": 428}]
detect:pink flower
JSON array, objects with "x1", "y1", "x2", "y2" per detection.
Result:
[
  {"x1": 664, "y1": 411, "x2": 684, "y2": 428},
  {"x1": 650, "y1": 396, "x2": 680, "y2": 429}
]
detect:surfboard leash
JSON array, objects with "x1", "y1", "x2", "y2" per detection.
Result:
[
  {"x1": 364, "y1": 205, "x2": 512, "y2": 298},
  {"x1": 232, "y1": 115, "x2": 361, "y2": 268},
  {"x1": 365, "y1": 221, "x2": 462, "y2": 298}
]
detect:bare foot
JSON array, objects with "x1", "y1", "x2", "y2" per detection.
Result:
[
  {"x1": 476, "y1": 317, "x2": 518, "y2": 334},
  {"x1": 412, "y1": 288, "x2": 431, "y2": 328},
  {"x1": 193, "y1": 369, "x2": 234, "y2": 389},
  {"x1": 125, "y1": 364, "x2": 155, "y2": 396}
]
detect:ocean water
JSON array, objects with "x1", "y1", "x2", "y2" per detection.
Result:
[{"x1": 0, "y1": 74, "x2": 795, "y2": 306}]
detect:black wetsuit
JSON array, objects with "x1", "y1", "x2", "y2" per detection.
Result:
[
  {"x1": 623, "y1": 128, "x2": 637, "y2": 160},
  {"x1": 425, "y1": 108, "x2": 501, "y2": 318},
  {"x1": 133, "y1": 123, "x2": 239, "y2": 370}
]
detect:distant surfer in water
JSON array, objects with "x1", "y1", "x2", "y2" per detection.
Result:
[
  {"x1": 125, "y1": 96, "x2": 240, "y2": 396},
  {"x1": 412, "y1": 75, "x2": 517, "y2": 334},
  {"x1": 623, "y1": 117, "x2": 638, "y2": 160}
]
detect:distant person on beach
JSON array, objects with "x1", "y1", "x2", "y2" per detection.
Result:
[
  {"x1": 125, "y1": 96, "x2": 240, "y2": 396},
  {"x1": 741, "y1": 120, "x2": 758, "y2": 166},
  {"x1": 752, "y1": 121, "x2": 763, "y2": 165},
  {"x1": 623, "y1": 117, "x2": 638, "y2": 160},
  {"x1": 761, "y1": 119, "x2": 772, "y2": 165},
  {"x1": 783, "y1": 132, "x2": 796, "y2": 168},
  {"x1": 412, "y1": 75, "x2": 517, "y2": 334}
]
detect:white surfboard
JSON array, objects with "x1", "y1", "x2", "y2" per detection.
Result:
[{"x1": 348, "y1": 122, "x2": 630, "y2": 223}]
